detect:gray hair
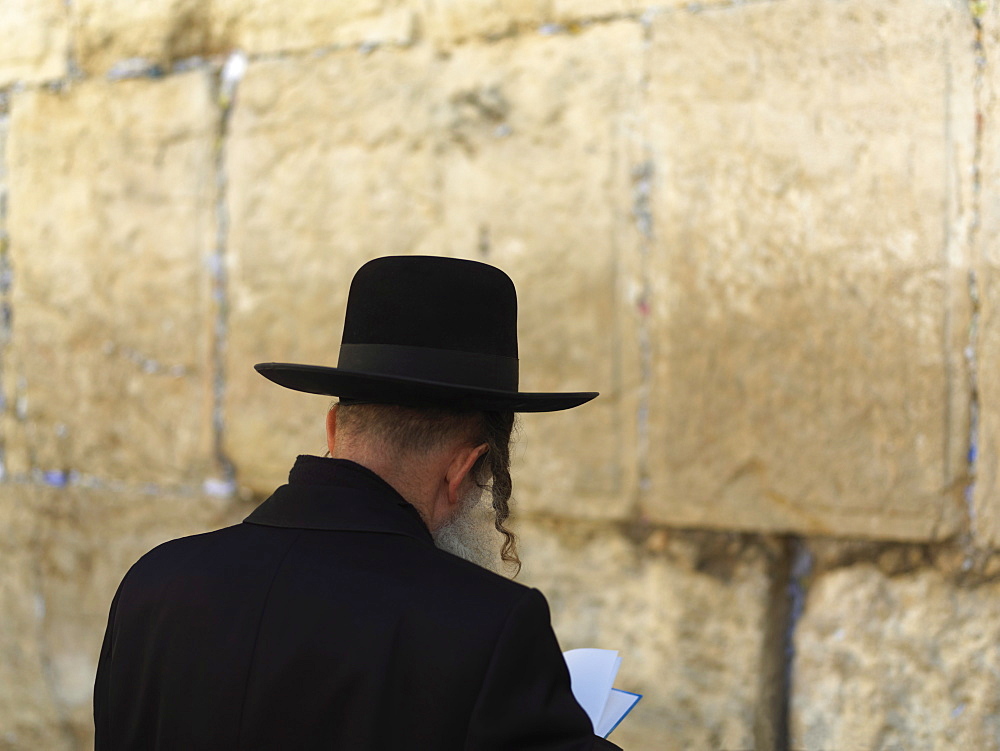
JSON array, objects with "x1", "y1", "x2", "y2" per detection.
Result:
[{"x1": 335, "y1": 403, "x2": 520, "y2": 574}]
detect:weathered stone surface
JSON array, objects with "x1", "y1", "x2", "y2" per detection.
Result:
[
  {"x1": 435, "y1": 24, "x2": 643, "y2": 519},
  {"x1": 422, "y1": 0, "x2": 550, "y2": 43},
  {"x1": 72, "y1": 0, "x2": 416, "y2": 73},
  {"x1": 37, "y1": 484, "x2": 245, "y2": 749},
  {"x1": 550, "y1": 0, "x2": 651, "y2": 21},
  {"x1": 213, "y1": 0, "x2": 416, "y2": 55},
  {"x1": 0, "y1": 483, "x2": 245, "y2": 750},
  {"x1": 2, "y1": 1, "x2": 993, "y2": 746},
  {"x1": 0, "y1": 486, "x2": 65, "y2": 750},
  {"x1": 791, "y1": 564, "x2": 1000, "y2": 749},
  {"x1": 0, "y1": 0, "x2": 68, "y2": 87},
  {"x1": 644, "y1": 0, "x2": 975, "y2": 539},
  {"x1": 225, "y1": 27, "x2": 643, "y2": 515},
  {"x1": 72, "y1": 0, "x2": 213, "y2": 74},
  {"x1": 423, "y1": 0, "x2": 711, "y2": 41},
  {"x1": 224, "y1": 49, "x2": 444, "y2": 492},
  {"x1": 973, "y1": 2, "x2": 1000, "y2": 550},
  {"x1": 6, "y1": 74, "x2": 218, "y2": 485},
  {"x1": 516, "y1": 517, "x2": 774, "y2": 751}
]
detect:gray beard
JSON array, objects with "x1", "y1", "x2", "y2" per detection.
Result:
[{"x1": 432, "y1": 486, "x2": 502, "y2": 574}]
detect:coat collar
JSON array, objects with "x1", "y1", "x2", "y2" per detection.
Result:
[{"x1": 243, "y1": 456, "x2": 433, "y2": 545}]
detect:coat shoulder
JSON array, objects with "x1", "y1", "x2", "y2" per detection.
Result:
[{"x1": 117, "y1": 522, "x2": 286, "y2": 589}]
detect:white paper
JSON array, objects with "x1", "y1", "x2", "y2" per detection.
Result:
[
  {"x1": 562, "y1": 648, "x2": 641, "y2": 738},
  {"x1": 562, "y1": 649, "x2": 621, "y2": 730}
]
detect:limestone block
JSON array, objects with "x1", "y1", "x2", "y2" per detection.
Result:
[
  {"x1": 6, "y1": 74, "x2": 218, "y2": 485},
  {"x1": 435, "y1": 24, "x2": 644, "y2": 519},
  {"x1": 73, "y1": 0, "x2": 214, "y2": 74},
  {"x1": 973, "y1": 3, "x2": 1000, "y2": 549},
  {"x1": 0, "y1": 0, "x2": 68, "y2": 87},
  {"x1": 550, "y1": 0, "x2": 652, "y2": 21},
  {"x1": 0, "y1": 482, "x2": 236, "y2": 748},
  {"x1": 791, "y1": 564, "x2": 1000, "y2": 749},
  {"x1": 223, "y1": 50, "x2": 445, "y2": 493},
  {"x1": 0, "y1": 486, "x2": 65, "y2": 750},
  {"x1": 422, "y1": 0, "x2": 699, "y2": 41},
  {"x1": 225, "y1": 28, "x2": 643, "y2": 513},
  {"x1": 72, "y1": 0, "x2": 416, "y2": 74},
  {"x1": 26, "y1": 483, "x2": 245, "y2": 748},
  {"x1": 644, "y1": 0, "x2": 975, "y2": 539},
  {"x1": 516, "y1": 517, "x2": 773, "y2": 751},
  {"x1": 211, "y1": 0, "x2": 416, "y2": 56},
  {"x1": 422, "y1": 0, "x2": 551, "y2": 43}
]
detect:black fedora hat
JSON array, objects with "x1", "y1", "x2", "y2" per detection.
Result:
[{"x1": 255, "y1": 255, "x2": 598, "y2": 412}]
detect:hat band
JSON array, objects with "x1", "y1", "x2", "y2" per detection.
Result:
[{"x1": 338, "y1": 343, "x2": 519, "y2": 391}]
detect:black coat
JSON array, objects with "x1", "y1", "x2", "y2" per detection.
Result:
[{"x1": 94, "y1": 456, "x2": 621, "y2": 750}]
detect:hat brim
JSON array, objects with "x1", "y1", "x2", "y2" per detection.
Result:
[{"x1": 254, "y1": 363, "x2": 598, "y2": 413}]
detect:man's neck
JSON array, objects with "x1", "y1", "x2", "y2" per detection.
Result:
[{"x1": 330, "y1": 449, "x2": 437, "y2": 528}]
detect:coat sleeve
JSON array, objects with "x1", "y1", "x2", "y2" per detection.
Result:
[
  {"x1": 93, "y1": 581, "x2": 122, "y2": 750},
  {"x1": 464, "y1": 588, "x2": 622, "y2": 751}
]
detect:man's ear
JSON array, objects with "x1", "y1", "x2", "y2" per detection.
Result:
[
  {"x1": 445, "y1": 442, "x2": 488, "y2": 507},
  {"x1": 325, "y1": 405, "x2": 339, "y2": 456}
]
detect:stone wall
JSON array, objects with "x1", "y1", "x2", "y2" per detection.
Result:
[{"x1": 1, "y1": 0, "x2": 998, "y2": 749}]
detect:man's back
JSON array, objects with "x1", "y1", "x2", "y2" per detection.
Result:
[{"x1": 94, "y1": 458, "x2": 607, "y2": 750}]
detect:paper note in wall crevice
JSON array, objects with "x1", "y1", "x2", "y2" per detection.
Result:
[{"x1": 562, "y1": 648, "x2": 642, "y2": 738}]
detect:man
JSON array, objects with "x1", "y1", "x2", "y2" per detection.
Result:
[{"x1": 94, "y1": 255, "x2": 622, "y2": 749}]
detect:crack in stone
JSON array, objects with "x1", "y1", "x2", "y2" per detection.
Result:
[
  {"x1": 99, "y1": 342, "x2": 190, "y2": 377},
  {"x1": 961, "y1": 1, "x2": 987, "y2": 563},
  {"x1": 777, "y1": 537, "x2": 813, "y2": 751},
  {"x1": 965, "y1": 268, "x2": 981, "y2": 548},
  {"x1": 0, "y1": 111, "x2": 10, "y2": 481},
  {"x1": 63, "y1": 0, "x2": 83, "y2": 83},
  {"x1": 5, "y1": 471, "x2": 212, "y2": 503},
  {"x1": 940, "y1": 38, "x2": 956, "y2": 526},
  {"x1": 208, "y1": 54, "x2": 242, "y2": 497},
  {"x1": 632, "y1": 13, "x2": 655, "y2": 508},
  {"x1": 632, "y1": 158, "x2": 654, "y2": 503},
  {"x1": 754, "y1": 535, "x2": 797, "y2": 751}
]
